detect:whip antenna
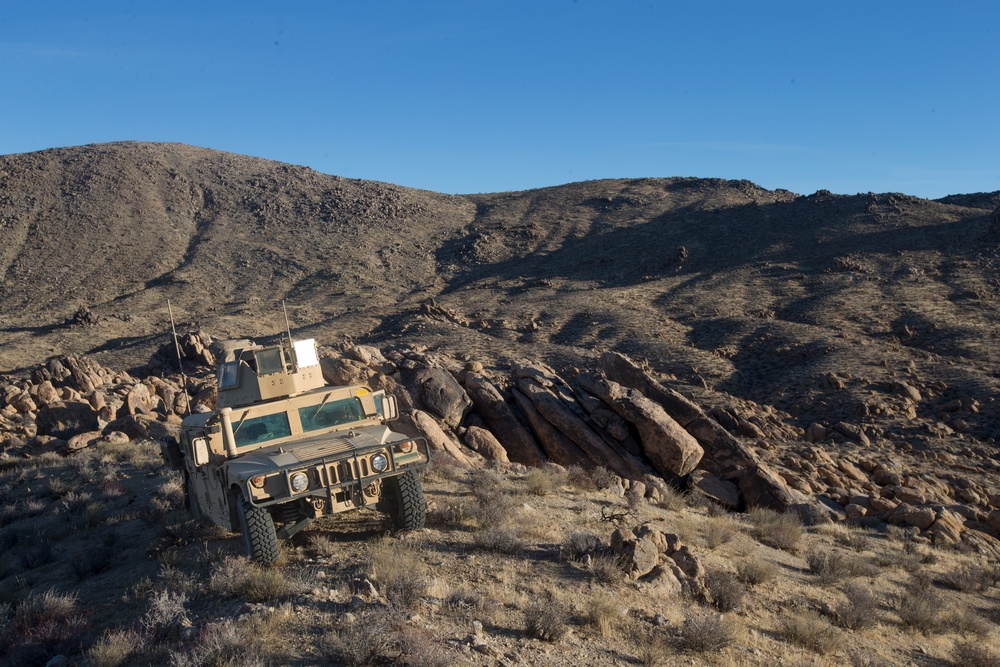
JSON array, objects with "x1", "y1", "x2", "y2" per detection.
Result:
[
  {"x1": 282, "y1": 300, "x2": 293, "y2": 347},
  {"x1": 168, "y1": 300, "x2": 192, "y2": 416}
]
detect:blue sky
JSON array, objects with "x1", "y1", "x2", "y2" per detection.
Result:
[{"x1": 2, "y1": 1, "x2": 997, "y2": 198}]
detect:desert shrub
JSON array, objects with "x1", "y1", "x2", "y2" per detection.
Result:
[
  {"x1": 428, "y1": 496, "x2": 476, "y2": 527},
  {"x1": 675, "y1": 611, "x2": 737, "y2": 653},
  {"x1": 951, "y1": 640, "x2": 999, "y2": 667},
  {"x1": 637, "y1": 632, "x2": 671, "y2": 666},
  {"x1": 566, "y1": 465, "x2": 597, "y2": 491},
  {"x1": 585, "y1": 591, "x2": 624, "y2": 638},
  {"x1": 839, "y1": 529, "x2": 872, "y2": 553},
  {"x1": 446, "y1": 589, "x2": 488, "y2": 613},
  {"x1": 747, "y1": 507, "x2": 803, "y2": 551},
  {"x1": 469, "y1": 468, "x2": 506, "y2": 502},
  {"x1": 322, "y1": 606, "x2": 402, "y2": 666},
  {"x1": 806, "y1": 551, "x2": 855, "y2": 584},
  {"x1": 704, "y1": 515, "x2": 740, "y2": 550},
  {"x1": 735, "y1": 557, "x2": 778, "y2": 588},
  {"x1": 72, "y1": 544, "x2": 115, "y2": 580},
  {"x1": 87, "y1": 627, "x2": 143, "y2": 667},
  {"x1": 654, "y1": 483, "x2": 688, "y2": 512},
  {"x1": 142, "y1": 589, "x2": 188, "y2": 638},
  {"x1": 395, "y1": 624, "x2": 452, "y2": 667},
  {"x1": 307, "y1": 532, "x2": 338, "y2": 557},
  {"x1": 940, "y1": 561, "x2": 1000, "y2": 593},
  {"x1": 369, "y1": 538, "x2": 429, "y2": 608},
  {"x1": 468, "y1": 491, "x2": 516, "y2": 530},
  {"x1": 945, "y1": 606, "x2": 991, "y2": 637},
  {"x1": 834, "y1": 582, "x2": 881, "y2": 630},
  {"x1": 210, "y1": 556, "x2": 308, "y2": 602},
  {"x1": 168, "y1": 618, "x2": 267, "y2": 667},
  {"x1": 13, "y1": 589, "x2": 78, "y2": 631},
  {"x1": 589, "y1": 553, "x2": 625, "y2": 584},
  {"x1": 779, "y1": 610, "x2": 844, "y2": 653},
  {"x1": 894, "y1": 577, "x2": 943, "y2": 634},
  {"x1": 589, "y1": 466, "x2": 620, "y2": 491},
  {"x1": 523, "y1": 467, "x2": 563, "y2": 496},
  {"x1": 703, "y1": 570, "x2": 746, "y2": 613},
  {"x1": 473, "y1": 526, "x2": 524, "y2": 554},
  {"x1": 564, "y1": 531, "x2": 603, "y2": 560},
  {"x1": 524, "y1": 601, "x2": 568, "y2": 641}
]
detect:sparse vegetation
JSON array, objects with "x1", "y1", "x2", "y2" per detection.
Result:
[
  {"x1": 585, "y1": 590, "x2": 624, "y2": 638},
  {"x1": 704, "y1": 569, "x2": 746, "y2": 612},
  {"x1": 524, "y1": 600, "x2": 568, "y2": 641},
  {"x1": 833, "y1": 582, "x2": 881, "y2": 630},
  {"x1": 735, "y1": 556, "x2": 778, "y2": 587},
  {"x1": 747, "y1": 507, "x2": 804, "y2": 551},
  {"x1": 778, "y1": 610, "x2": 844, "y2": 653},
  {"x1": 951, "y1": 640, "x2": 999, "y2": 667},
  {"x1": 675, "y1": 611, "x2": 737, "y2": 653},
  {"x1": 894, "y1": 576, "x2": 944, "y2": 634}
]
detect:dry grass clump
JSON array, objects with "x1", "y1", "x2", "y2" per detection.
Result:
[
  {"x1": 566, "y1": 464, "x2": 597, "y2": 491},
  {"x1": 703, "y1": 515, "x2": 741, "y2": 550},
  {"x1": 169, "y1": 617, "x2": 271, "y2": 667},
  {"x1": 87, "y1": 628, "x2": 144, "y2": 667},
  {"x1": 894, "y1": 576, "x2": 944, "y2": 634},
  {"x1": 747, "y1": 506, "x2": 803, "y2": 551},
  {"x1": 564, "y1": 530, "x2": 603, "y2": 561},
  {"x1": 3, "y1": 589, "x2": 88, "y2": 667},
  {"x1": 778, "y1": 609, "x2": 844, "y2": 653},
  {"x1": 735, "y1": 556, "x2": 778, "y2": 587},
  {"x1": 833, "y1": 582, "x2": 881, "y2": 630},
  {"x1": 141, "y1": 589, "x2": 188, "y2": 639},
  {"x1": 323, "y1": 606, "x2": 403, "y2": 667},
  {"x1": 806, "y1": 549, "x2": 876, "y2": 584},
  {"x1": 307, "y1": 532, "x2": 338, "y2": 557},
  {"x1": 473, "y1": 526, "x2": 525, "y2": 554},
  {"x1": 588, "y1": 466, "x2": 621, "y2": 492},
  {"x1": 209, "y1": 556, "x2": 308, "y2": 602},
  {"x1": 703, "y1": 570, "x2": 746, "y2": 612},
  {"x1": 945, "y1": 606, "x2": 991, "y2": 637},
  {"x1": 675, "y1": 611, "x2": 737, "y2": 653},
  {"x1": 368, "y1": 537, "x2": 430, "y2": 607},
  {"x1": 589, "y1": 553, "x2": 625, "y2": 584},
  {"x1": 585, "y1": 590, "x2": 624, "y2": 638},
  {"x1": 524, "y1": 600, "x2": 569, "y2": 641},
  {"x1": 523, "y1": 467, "x2": 565, "y2": 496},
  {"x1": 951, "y1": 640, "x2": 999, "y2": 667},
  {"x1": 636, "y1": 632, "x2": 672, "y2": 666},
  {"x1": 940, "y1": 560, "x2": 1000, "y2": 593},
  {"x1": 654, "y1": 483, "x2": 688, "y2": 512}
]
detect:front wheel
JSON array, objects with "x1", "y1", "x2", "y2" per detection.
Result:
[
  {"x1": 236, "y1": 495, "x2": 280, "y2": 564},
  {"x1": 384, "y1": 470, "x2": 426, "y2": 530}
]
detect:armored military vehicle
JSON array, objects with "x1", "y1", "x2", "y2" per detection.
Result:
[{"x1": 160, "y1": 336, "x2": 428, "y2": 563}]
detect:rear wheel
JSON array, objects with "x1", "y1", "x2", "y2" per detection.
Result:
[
  {"x1": 236, "y1": 495, "x2": 280, "y2": 564},
  {"x1": 384, "y1": 470, "x2": 426, "y2": 530}
]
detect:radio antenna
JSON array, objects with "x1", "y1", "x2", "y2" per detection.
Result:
[
  {"x1": 167, "y1": 300, "x2": 191, "y2": 416},
  {"x1": 282, "y1": 300, "x2": 294, "y2": 346}
]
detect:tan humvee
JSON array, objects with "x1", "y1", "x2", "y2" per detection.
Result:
[{"x1": 160, "y1": 337, "x2": 428, "y2": 563}]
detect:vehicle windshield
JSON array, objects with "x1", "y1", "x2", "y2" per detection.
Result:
[
  {"x1": 234, "y1": 412, "x2": 293, "y2": 448},
  {"x1": 299, "y1": 397, "x2": 365, "y2": 432}
]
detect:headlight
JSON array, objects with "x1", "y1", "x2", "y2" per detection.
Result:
[
  {"x1": 371, "y1": 453, "x2": 388, "y2": 473},
  {"x1": 289, "y1": 472, "x2": 309, "y2": 493},
  {"x1": 250, "y1": 475, "x2": 266, "y2": 489}
]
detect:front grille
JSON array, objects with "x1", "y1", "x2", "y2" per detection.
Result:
[{"x1": 294, "y1": 438, "x2": 355, "y2": 459}]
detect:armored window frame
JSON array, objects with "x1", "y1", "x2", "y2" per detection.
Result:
[{"x1": 299, "y1": 397, "x2": 365, "y2": 432}]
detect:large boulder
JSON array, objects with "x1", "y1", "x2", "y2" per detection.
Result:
[
  {"x1": 511, "y1": 389, "x2": 588, "y2": 467},
  {"x1": 688, "y1": 470, "x2": 740, "y2": 509},
  {"x1": 738, "y1": 463, "x2": 801, "y2": 511},
  {"x1": 600, "y1": 352, "x2": 704, "y2": 426},
  {"x1": 463, "y1": 425, "x2": 510, "y2": 463},
  {"x1": 396, "y1": 409, "x2": 476, "y2": 467},
  {"x1": 36, "y1": 401, "x2": 100, "y2": 439},
  {"x1": 464, "y1": 373, "x2": 545, "y2": 466},
  {"x1": 413, "y1": 368, "x2": 472, "y2": 429},
  {"x1": 579, "y1": 375, "x2": 703, "y2": 477},
  {"x1": 517, "y1": 377, "x2": 649, "y2": 480}
]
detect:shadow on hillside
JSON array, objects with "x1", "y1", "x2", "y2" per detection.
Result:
[{"x1": 436, "y1": 197, "x2": 990, "y2": 293}]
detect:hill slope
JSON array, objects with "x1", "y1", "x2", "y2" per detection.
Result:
[{"x1": 0, "y1": 142, "x2": 998, "y2": 433}]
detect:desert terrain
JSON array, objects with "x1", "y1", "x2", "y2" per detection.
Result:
[{"x1": 1, "y1": 142, "x2": 999, "y2": 666}]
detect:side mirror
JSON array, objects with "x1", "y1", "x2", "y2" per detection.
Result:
[
  {"x1": 380, "y1": 395, "x2": 398, "y2": 421},
  {"x1": 192, "y1": 437, "x2": 210, "y2": 466}
]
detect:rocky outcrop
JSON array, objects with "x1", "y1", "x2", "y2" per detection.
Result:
[{"x1": 463, "y1": 373, "x2": 545, "y2": 466}]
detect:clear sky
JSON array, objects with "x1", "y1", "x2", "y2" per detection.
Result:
[{"x1": 2, "y1": 1, "x2": 997, "y2": 198}]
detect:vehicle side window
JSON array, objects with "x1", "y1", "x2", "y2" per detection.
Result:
[
  {"x1": 234, "y1": 412, "x2": 292, "y2": 448},
  {"x1": 299, "y1": 397, "x2": 365, "y2": 432}
]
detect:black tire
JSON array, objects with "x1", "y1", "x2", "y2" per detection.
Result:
[
  {"x1": 386, "y1": 470, "x2": 426, "y2": 530},
  {"x1": 236, "y1": 495, "x2": 280, "y2": 564}
]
